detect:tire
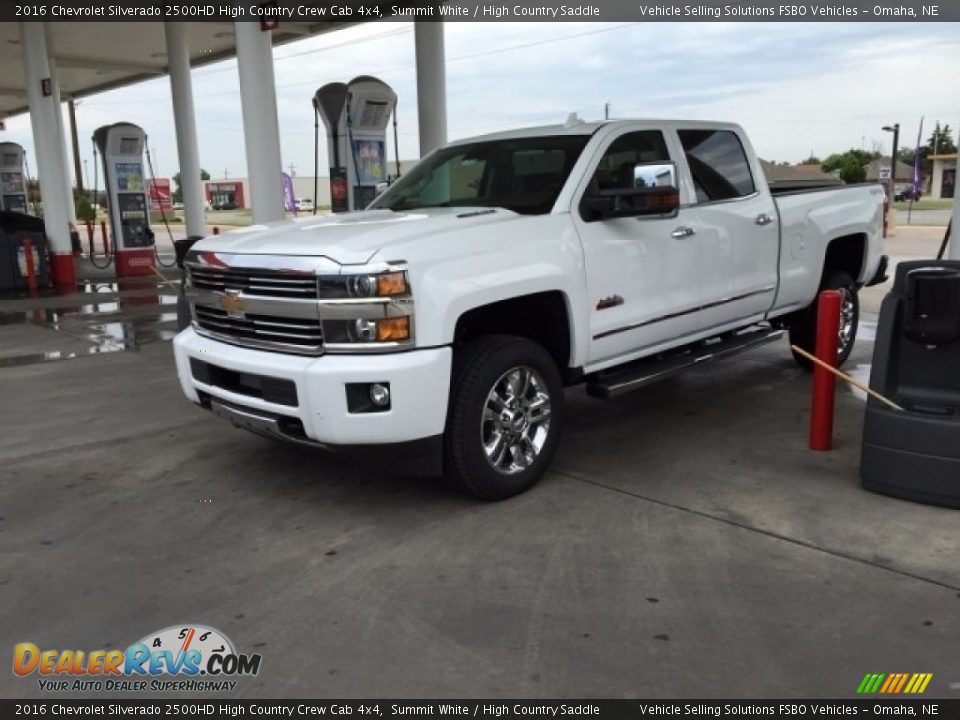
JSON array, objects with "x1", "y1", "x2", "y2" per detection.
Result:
[
  {"x1": 444, "y1": 335, "x2": 564, "y2": 501},
  {"x1": 789, "y1": 270, "x2": 859, "y2": 369}
]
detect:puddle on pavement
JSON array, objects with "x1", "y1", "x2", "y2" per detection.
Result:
[{"x1": 0, "y1": 281, "x2": 181, "y2": 367}]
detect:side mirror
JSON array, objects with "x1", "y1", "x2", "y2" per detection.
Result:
[{"x1": 580, "y1": 161, "x2": 680, "y2": 221}]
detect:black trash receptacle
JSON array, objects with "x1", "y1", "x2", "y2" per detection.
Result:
[
  {"x1": 0, "y1": 211, "x2": 50, "y2": 292},
  {"x1": 861, "y1": 259, "x2": 960, "y2": 508}
]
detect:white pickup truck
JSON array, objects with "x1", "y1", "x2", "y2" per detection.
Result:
[{"x1": 173, "y1": 119, "x2": 887, "y2": 500}]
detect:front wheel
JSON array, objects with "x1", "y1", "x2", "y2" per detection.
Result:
[
  {"x1": 444, "y1": 335, "x2": 564, "y2": 501},
  {"x1": 789, "y1": 270, "x2": 860, "y2": 369}
]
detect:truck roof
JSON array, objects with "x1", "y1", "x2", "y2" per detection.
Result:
[{"x1": 447, "y1": 118, "x2": 745, "y2": 146}]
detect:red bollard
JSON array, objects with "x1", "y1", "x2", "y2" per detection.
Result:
[
  {"x1": 809, "y1": 290, "x2": 843, "y2": 451},
  {"x1": 213, "y1": 226, "x2": 220, "y2": 235},
  {"x1": 86, "y1": 220, "x2": 94, "y2": 256},
  {"x1": 100, "y1": 220, "x2": 110, "y2": 255},
  {"x1": 23, "y1": 238, "x2": 38, "y2": 296}
]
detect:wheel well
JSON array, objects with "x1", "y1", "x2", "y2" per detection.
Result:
[
  {"x1": 454, "y1": 292, "x2": 572, "y2": 371},
  {"x1": 823, "y1": 233, "x2": 866, "y2": 284}
]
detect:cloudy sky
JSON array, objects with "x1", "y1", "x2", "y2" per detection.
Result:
[{"x1": 4, "y1": 21, "x2": 958, "y2": 184}]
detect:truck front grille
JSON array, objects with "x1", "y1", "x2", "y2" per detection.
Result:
[
  {"x1": 189, "y1": 266, "x2": 318, "y2": 299},
  {"x1": 193, "y1": 306, "x2": 324, "y2": 354}
]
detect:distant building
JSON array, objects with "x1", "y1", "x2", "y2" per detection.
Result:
[
  {"x1": 929, "y1": 154, "x2": 957, "y2": 199},
  {"x1": 203, "y1": 160, "x2": 420, "y2": 212},
  {"x1": 204, "y1": 178, "x2": 247, "y2": 209},
  {"x1": 865, "y1": 157, "x2": 914, "y2": 184},
  {"x1": 760, "y1": 160, "x2": 843, "y2": 191}
]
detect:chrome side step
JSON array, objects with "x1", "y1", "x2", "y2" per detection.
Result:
[{"x1": 585, "y1": 326, "x2": 784, "y2": 399}]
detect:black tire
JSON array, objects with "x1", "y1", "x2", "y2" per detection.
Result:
[
  {"x1": 789, "y1": 270, "x2": 859, "y2": 369},
  {"x1": 444, "y1": 335, "x2": 564, "y2": 501}
]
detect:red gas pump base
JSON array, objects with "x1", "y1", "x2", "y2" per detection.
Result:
[
  {"x1": 49, "y1": 252, "x2": 77, "y2": 292},
  {"x1": 115, "y1": 248, "x2": 157, "y2": 277}
]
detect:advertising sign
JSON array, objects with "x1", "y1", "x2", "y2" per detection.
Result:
[{"x1": 147, "y1": 178, "x2": 172, "y2": 212}]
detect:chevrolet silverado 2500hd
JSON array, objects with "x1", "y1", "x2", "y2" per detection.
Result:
[{"x1": 173, "y1": 119, "x2": 887, "y2": 499}]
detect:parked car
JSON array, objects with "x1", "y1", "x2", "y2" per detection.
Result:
[
  {"x1": 894, "y1": 183, "x2": 921, "y2": 202},
  {"x1": 296, "y1": 198, "x2": 314, "y2": 212},
  {"x1": 174, "y1": 119, "x2": 887, "y2": 500},
  {"x1": 172, "y1": 202, "x2": 184, "y2": 210}
]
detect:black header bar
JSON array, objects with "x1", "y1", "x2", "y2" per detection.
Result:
[{"x1": 5, "y1": 0, "x2": 957, "y2": 23}]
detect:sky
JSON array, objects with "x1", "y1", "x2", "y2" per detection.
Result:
[{"x1": 3, "y1": 21, "x2": 959, "y2": 185}]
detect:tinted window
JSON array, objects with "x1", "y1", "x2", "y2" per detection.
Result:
[
  {"x1": 592, "y1": 131, "x2": 670, "y2": 190},
  {"x1": 678, "y1": 129, "x2": 755, "y2": 202},
  {"x1": 371, "y1": 135, "x2": 589, "y2": 215}
]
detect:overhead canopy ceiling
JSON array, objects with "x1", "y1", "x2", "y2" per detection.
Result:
[{"x1": 0, "y1": 21, "x2": 362, "y2": 118}]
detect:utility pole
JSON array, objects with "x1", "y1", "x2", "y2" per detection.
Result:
[
  {"x1": 604, "y1": 102, "x2": 610, "y2": 120},
  {"x1": 288, "y1": 163, "x2": 296, "y2": 177},
  {"x1": 67, "y1": 98, "x2": 83, "y2": 194}
]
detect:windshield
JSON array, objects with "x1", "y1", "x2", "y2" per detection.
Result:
[{"x1": 370, "y1": 135, "x2": 590, "y2": 215}]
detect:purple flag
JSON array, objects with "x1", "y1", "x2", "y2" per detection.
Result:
[
  {"x1": 281, "y1": 172, "x2": 295, "y2": 212},
  {"x1": 912, "y1": 118, "x2": 924, "y2": 197}
]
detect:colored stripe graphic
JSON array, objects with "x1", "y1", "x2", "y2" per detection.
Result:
[{"x1": 857, "y1": 672, "x2": 932, "y2": 694}]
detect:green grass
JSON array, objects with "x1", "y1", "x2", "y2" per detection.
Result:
[{"x1": 892, "y1": 198, "x2": 954, "y2": 211}]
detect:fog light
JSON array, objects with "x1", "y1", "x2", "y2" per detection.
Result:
[{"x1": 369, "y1": 383, "x2": 390, "y2": 407}]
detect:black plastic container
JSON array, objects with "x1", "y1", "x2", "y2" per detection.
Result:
[{"x1": 861, "y1": 259, "x2": 960, "y2": 508}]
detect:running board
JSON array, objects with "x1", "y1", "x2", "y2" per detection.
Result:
[{"x1": 586, "y1": 326, "x2": 784, "y2": 399}]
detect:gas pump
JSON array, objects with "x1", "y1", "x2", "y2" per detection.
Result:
[
  {"x1": 0, "y1": 143, "x2": 28, "y2": 213},
  {"x1": 314, "y1": 76, "x2": 397, "y2": 212},
  {"x1": 92, "y1": 123, "x2": 155, "y2": 276}
]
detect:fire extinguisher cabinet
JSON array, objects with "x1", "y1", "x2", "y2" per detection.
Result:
[{"x1": 861, "y1": 259, "x2": 960, "y2": 508}]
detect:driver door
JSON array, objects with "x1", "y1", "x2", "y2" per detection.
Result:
[{"x1": 573, "y1": 127, "x2": 702, "y2": 366}]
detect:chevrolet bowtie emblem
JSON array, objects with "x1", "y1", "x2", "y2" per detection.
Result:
[{"x1": 219, "y1": 291, "x2": 245, "y2": 317}]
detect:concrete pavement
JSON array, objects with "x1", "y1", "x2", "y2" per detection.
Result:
[{"x1": 1, "y1": 227, "x2": 958, "y2": 699}]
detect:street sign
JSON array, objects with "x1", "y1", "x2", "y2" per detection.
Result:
[{"x1": 879, "y1": 167, "x2": 891, "y2": 180}]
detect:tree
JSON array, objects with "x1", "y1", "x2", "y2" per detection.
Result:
[
  {"x1": 926, "y1": 123, "x2": 957, "y2": 156},
  {"x1": 172, "y1": 168, "x2": 211, "y2": 203},
  {"x1": 821, "y1": 149, "x2": 876, "y2": 184}
]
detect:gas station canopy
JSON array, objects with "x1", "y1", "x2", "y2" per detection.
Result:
[{"x1": 0, "y1": 21, "x2": 361, "y2": 118}]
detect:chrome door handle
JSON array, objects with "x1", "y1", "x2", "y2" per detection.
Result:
[
  {"x1": 671, "y1": 226, "x2": 695, "y2": 239},
  {"x1": 755, "y1": 213, "x2": 774, "y2": 226}
]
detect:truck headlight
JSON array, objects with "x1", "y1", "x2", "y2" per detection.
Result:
[
  {"x1": 328, "y1": 316, "x2": 411, "y2": 345},
  {"x1": 320, "y1": 269, "x2": 409, "y2": 298}
]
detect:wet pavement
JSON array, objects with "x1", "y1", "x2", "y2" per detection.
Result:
[
  {"x1": 0, "y1": 275, "x2": 180, "y2": 368},
  {"x1": 2, "y1": 226, "x2": 958, "y2": 699}
]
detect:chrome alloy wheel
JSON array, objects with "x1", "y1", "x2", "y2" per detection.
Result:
[
  {"x1": 481, "y1": 366, "x2": 552, "y2": 475},
  {"x1": 838, "y1": 288, "x2": 856, "y2": 356}
]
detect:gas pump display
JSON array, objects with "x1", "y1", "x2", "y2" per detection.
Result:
[
  {"x1": 314, "y1": 76, "x2": 397, "y2": 212},
  {"x1": 93, "y1": 123, "x2": 155, "y2": 276},
  {"x1": 0, "y1": 143, "x2": 28, "y2": 213}
]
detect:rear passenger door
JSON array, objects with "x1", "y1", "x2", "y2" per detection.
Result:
[{"x1": 675, "y1": 128, "x2": 779, "y2": 332}]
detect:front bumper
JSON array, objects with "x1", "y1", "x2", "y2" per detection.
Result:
[{"x1": 173, "y1": 327, "x2": 452, "y2": 451}]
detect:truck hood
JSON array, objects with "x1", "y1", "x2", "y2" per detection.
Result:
[{"x1": 193, "y1": 207, "x2": 519, "y2": 265}]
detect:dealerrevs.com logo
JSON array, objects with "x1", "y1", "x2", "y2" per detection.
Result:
[{"x1": 13, "y1": 624, "x2": 262, "y2": 693}]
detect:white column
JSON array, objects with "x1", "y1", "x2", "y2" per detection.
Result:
[
  {"x1": 414, "y1": 22, "x2": 448, "y2": 157},
  {"x1": 234, "y1": 20, "x2": 284, "y2": 224},
  {"x1": 19, "y1": 22, "x2": 74, "y2": 285},
  {"x1": 165, "y1": 22, "x2": 206, "y2": 238},
  {"x1": 44, "y1": 26, "x2": 77, "y2": 226}
]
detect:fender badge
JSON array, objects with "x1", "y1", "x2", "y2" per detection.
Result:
[
  {"x1": 596, "y1": 294, "x2": 624, "y2": 310},
  {"x1": 219, "y1": 290, "x2": 245, "y2": 318}
]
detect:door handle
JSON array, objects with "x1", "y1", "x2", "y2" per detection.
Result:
[
  {"x1": 755, "y1": 213, "x2": 774, "y2": 226},
  {"x1": 671, "y1": 226, "x2": 695, "y2": 239}
]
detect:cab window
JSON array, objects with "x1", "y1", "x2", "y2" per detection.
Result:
[
  {"x1": 592, "y1": 131, "x2": 671, "y2": 190},
  {"x1": 678, "y1": 129, "x2": 755, "y2": 203}
]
